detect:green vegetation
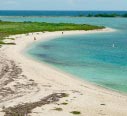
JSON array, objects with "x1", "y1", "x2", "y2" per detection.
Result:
[
  {"x1": 61, "y1": 102, "x2": 68, "y2": 105},
  {"x1": 86, "y1": 13, "x2": 127, "y2": 17},
  {"x1": 53, "y1": 107, "x2": 63, "y2": 111},
  {"x1": 123, "y1": 13, "x2": 127, "y2": 17},
  {"x1": 70, "y1": 111, "x2": 81, "y2": 115},
  {"x1": 0, "y1": 21, "x2": 104, "y2": 44},
  {"x1": 62, "y1": 93, "x2": 69, "y2": 97},
  {"x1": 94, "y1": 13, "x2": 118, "y2": 17}
]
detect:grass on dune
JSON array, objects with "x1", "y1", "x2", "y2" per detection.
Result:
[{"x1": 0, "y1": 21, "x2": 105, "y2": 44}]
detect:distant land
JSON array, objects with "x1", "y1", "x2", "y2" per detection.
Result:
[
  {"x1": 0, "y1": 21, "x2": 104, "y2": 45},
  {"x1": 79, "y1": 13, "x2": 127, "y2": 17}
]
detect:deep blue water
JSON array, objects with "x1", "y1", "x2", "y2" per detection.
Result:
[
  {"x1": 0, "y1": 10, "x2": 127, "y2": 16},
  {"x1": 23, "y1": 17, "x2": 127, "y2": 93}
]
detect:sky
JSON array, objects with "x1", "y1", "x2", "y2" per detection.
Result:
[{"x1": 0, "y1": 0, "x2": 127, "y2": 11}]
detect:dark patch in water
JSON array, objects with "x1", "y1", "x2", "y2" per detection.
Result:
[
  {"x1": 38, "y1": 45, "x2": 55, "y2": 50},
  {"x1": 34, "y1": 53, "x2": 72, "y2": 66},
  {"x1": 42, "y1": 58, "x2": 89, "y2": 67},
  {"x1": 33, "y1": 53, "x2": 103, "y2": 67},
  {"x1": 36, "y1": 53, "x2": 52, "y2": 59},
  {"x1": 35, "y1": 53, "x2": 74, "y2": 66},
  {"x1": 103, "y1": 83, "x2": 118, "y2": 87}
]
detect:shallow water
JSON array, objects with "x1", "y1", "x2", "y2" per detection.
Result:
[{"x1": 24, "y1": 17, "x2": 127, "y2": 93}]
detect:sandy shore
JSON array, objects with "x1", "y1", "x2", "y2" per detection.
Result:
[{"x1": 0, "y1": 28, "x2": 127, "y2": 116}]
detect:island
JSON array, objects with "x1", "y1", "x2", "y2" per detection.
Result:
[{"x1": 0, "y1": 21, "x2": 126, "y2": 116}]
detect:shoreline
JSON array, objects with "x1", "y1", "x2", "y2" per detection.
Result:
[{"x1": 1, "y1": 28, "x2": 127, "y2": 116}]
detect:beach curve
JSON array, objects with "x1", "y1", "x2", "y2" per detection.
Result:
[{"x1": 0, "y1": 28, "x2": 127, "y2": 116}]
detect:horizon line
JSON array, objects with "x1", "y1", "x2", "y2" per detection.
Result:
[{"x1": 0, "y1": 10, "x2": 127, "y2": 11}]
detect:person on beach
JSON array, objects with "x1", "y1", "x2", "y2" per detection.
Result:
[
  {"x1": 34, "y1": 37, "x2": 36, "y2": 40},
  {"x1": 62, "y1": 32, "x2": 64, "y2": 34}
]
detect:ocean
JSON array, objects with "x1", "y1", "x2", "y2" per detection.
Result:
[
  {"x1": 1, "y1": 11, "x2": 127, "y2": 93},
  {"x1": 0, "y1": 10, "x2": 126, "y2": 16}
]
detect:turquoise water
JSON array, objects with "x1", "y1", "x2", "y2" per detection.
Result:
[
  {"x1": 0, "y1": 10, "x2": 126, "y2": 16},
  {"x1": 25, "y1": 17, "x2": 127, "y2": 93}
]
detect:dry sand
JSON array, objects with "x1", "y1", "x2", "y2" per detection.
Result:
[{"x1": 0, "y1": 28, "x2": 127, "y2": 116}]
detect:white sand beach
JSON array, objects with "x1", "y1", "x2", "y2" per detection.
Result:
[{"x1": 0, "y1": 28, "x2": 127, "y2": 116}]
